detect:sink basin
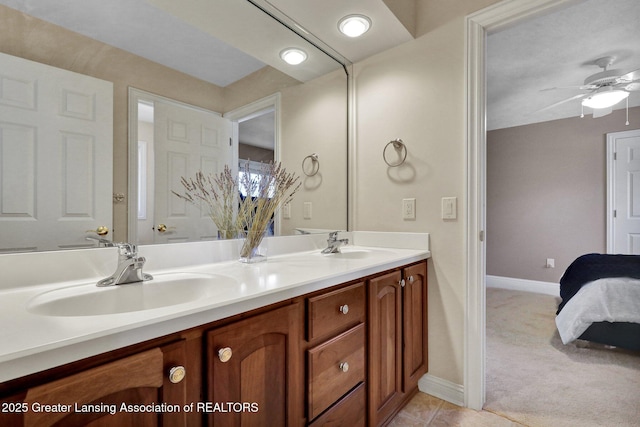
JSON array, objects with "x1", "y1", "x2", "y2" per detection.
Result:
[
  {"x1": 319, "y1": 247, "x2": 393, "y2": 260},
  {"x1": 26, "y1": 272, "x2": 237, "y2": 316}
]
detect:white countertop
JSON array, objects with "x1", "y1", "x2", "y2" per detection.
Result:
[{"x1": 0, "y1": 232, "x2": 429, "y2": 383}]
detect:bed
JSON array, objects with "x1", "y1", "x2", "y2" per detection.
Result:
[{"x1": 555, "y1": 253, "x2": 640, "y2": 350}]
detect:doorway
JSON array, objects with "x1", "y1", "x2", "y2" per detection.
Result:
[
  {"x1": 224, "y1": 93, "x2": 281, "y2": 235},
  {"x1": 464, "y1": 0, "x2": 578, "y2": 410}
]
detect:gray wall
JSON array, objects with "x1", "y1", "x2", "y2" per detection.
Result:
[{"x1": 487, "y1": 106, "x2": 640, "y2": 283}]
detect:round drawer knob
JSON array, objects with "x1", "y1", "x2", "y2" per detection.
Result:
[
  {"x1": 168, "y1": 366, "x2": 186, "y2": 384},
  {"x1": 339, "y1": 304, "x2": 349, "y2": 315},
  {"x1": 218, "y1": 347, "x2": 233, "y2": 363},
  {"x1": 408, "y1": 275, "x2": 415, "y2": 283},
  {"x1": 339, "y1": 362, "x2": 349, "y2": 373}
]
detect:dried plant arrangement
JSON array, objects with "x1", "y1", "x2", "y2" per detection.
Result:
[
  {"x1": 237, "y1": 161, "x2": 301, "y2": 260},
  {"x1": 172, "y1": 165, "x2": 238, "y2": 239},
  {"x1": 172, "y1": 161, "x2": 301, "y2": 262}
]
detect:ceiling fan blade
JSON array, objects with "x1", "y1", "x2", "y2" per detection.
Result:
[
  {"x1": 539, "y1": 85, "x2": 595, "y2": 92},
  {"x1": 592, "y1": 107, "x2": 613, "y2": 118},
  {"x1": 625, "y1": 82, "x2": 640, "y2": 91},
  {"x1": 536, "y1": 93, "x2": 587, "y2": 112},
  {"x1": 619, "y1": 67, "x2": 640, "y2": 83}
]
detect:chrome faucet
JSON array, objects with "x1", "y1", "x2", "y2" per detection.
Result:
[
  {"x1": 97, "y1": 243, "x2": 153, "y2": 287},
  {"x1": 321, "y1": 231, "x2": 349, "y2": 254}
]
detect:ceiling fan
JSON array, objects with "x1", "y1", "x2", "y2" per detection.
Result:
[{"x1": 540, "y1": 56, "x2": 640, "y2": 118}]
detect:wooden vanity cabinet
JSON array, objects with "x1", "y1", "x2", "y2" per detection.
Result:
[
  {"x1": 0, "y1": 340, "x2": 191, "y2": 427},
  {"x1": 368, "y1": 261, "x2": 428, "y2": 427},
  {"x1": 305, "y1": 281, "x2": 366, "y2": 426},
  {"x1": 206, "y1": 303, "x2": 302, "y2": 427},
  {"x1": 0, "y1": 259, "x2": 428, "y2": 427}
]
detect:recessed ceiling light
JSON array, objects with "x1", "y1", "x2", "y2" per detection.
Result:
[
  {"x1": 338, "y1": 14, "x2": 371, "y2": 38},
  {"x1": 280, "y1": 48, "x2": 307, "y2": 65}
]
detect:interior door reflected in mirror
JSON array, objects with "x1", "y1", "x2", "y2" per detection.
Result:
[{"x1": 132, "y1": 90, "x2": 277, "y2": 245}]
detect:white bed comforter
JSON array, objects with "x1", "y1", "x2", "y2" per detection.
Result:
[{"x1": 555, "y1": 277, "x2": 640, "y2": 344}]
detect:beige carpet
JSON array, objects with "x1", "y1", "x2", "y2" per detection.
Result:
[{"x1": 484, "y1": 288, "x2": 640, "y2": 427}]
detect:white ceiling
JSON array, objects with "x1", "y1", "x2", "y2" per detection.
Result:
[
  {"x1": 13, "y1": 0, "x2": 632, "y2": 133},
  {"x1": 0, "y1": 0, "x2": 410, "y2": 87},
  {"x1": 487, "y1": 0, "x2": 640, "y2": 130},
  {"x1": 265, "y1": 0, "x2": 413, "y2": 63}
]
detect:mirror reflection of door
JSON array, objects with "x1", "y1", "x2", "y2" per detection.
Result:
[
  {"x1": 0, "y1": 52, "x2": 113, "y2": 252},
  {"x1": 135, "y1": 96, "x2": 232, "y2": 244}
]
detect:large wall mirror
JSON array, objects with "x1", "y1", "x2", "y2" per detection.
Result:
[{"x1": 0, "y1": 0, "x2": 349, "y2": 252}]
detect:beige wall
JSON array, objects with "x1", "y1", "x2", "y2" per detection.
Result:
[
  {"x1": 280, "y1": 69, "x2": 348, "y2": 235},
  {"x1": 487, "y1": 107, "x2": 640, "y2": 283},
  {"x1": 354, "y1": 0, "x2": 500, "y2": 386}
]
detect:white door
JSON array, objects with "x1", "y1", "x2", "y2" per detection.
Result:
[
  {"x1": 608, "y1": 129, "x2": 640, "y2": 254},
  {"x1": 153, "y1": 100, "x2": 232, "y2": 243},
  {"x1": 0, "y1": 52, "x2": 113, "y2": 252}
]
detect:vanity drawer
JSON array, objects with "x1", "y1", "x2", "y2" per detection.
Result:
[
  {"x1": 308, "y1": 323, "x2": 365, "y2": 420},
  {"x1": 309, "y1": 382, "x2": 365, "y2": 427},
  {"x1": 307, "y1": 281, "x2": 365, "y2": 341}
]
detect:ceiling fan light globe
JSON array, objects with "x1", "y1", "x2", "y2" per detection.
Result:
[{"x1": 581, "y1": 89, "x2": 629, "y2": 109}]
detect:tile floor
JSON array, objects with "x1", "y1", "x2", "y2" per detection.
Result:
[{"x1": 388, "y1": 392, "x2": 526, "y2": 427}]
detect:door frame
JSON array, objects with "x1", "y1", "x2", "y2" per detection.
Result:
[
  {"x1": 464, "y1": 0, "x2": 578, "y2": 410},
  {"x1": 606, "y1": 128, "x2": 640, "y2": 253},
  {"x1": 224, "y1": 93, "x2": 282, "y2": 235}
]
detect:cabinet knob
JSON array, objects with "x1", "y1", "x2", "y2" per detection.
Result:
[
  {"x1": 339, "y1": 304, "x2": 349, "y2": 315},
  {"x1": 218, "y1": 347, "x2": 233, "y2": 363},
  {"x1": 400, "y1": 279, "x2": 406, "y2": 287},
  {"x1": 339, "y1": 362, "x2": 349, "y2": 373},
  {"x1": 168, "y1": 366, "x2": 186, "y2": 384},
  {"x1": 408, "y1": 275, "x2": 414, "y2": 284}
]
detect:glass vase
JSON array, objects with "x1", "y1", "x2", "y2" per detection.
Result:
[
  {"x1": 217, "y1": 229, "x2": 237, "y2": 240},
  {"x1": 238, "y1": 230, "x2": 269, "y2": 263}
]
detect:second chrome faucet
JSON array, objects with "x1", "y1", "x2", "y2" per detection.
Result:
[{"x1": 321, "y1": 231, "x2": 349, "y2": 254}]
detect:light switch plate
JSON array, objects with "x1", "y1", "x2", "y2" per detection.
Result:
[
  {"x1": 303, "y1": 201, "x2": 312, "y2": 219},
  {"x1": 282, "y1": 202, "x2": 291, "y2": 219},
  {"x1": 442, "y1": 197, "x2": 457, "y2": 220}
]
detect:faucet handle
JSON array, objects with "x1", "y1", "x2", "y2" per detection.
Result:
[
  {"x1": 328, "y1": 231, "x2": 339, "y2": 240},
  {"x1": 115, "y1": 242, "x2": 137, "y2": 257}
]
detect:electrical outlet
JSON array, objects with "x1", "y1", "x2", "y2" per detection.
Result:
[
  {"x1": 282, "y1": 202, "x2": 291, "y2": 219},
  {"x1": 402, "y1": 198, "x2": 416, "y2": 220}
]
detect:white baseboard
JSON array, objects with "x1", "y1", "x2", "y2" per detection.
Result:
[
  {"x1": 418, "y1": 374, "x2": 464, "y2": 407},
  {"x1": 486, "y1": 275, "x2": 559, "y2": 297}
]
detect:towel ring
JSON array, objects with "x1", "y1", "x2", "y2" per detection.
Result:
[
  {"x1": 302, "y1": 153, "x2": 320, "y2": 176},
  {"x1": 383, "y1": 139, "x2": 407, "y2": 167}
]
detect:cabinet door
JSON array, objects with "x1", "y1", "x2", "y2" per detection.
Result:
[
  {"x1": 207, "y1": 303, "x2": 301, "y2": 427},
  {"x1": 403, "y1": 262, "x2": 428, "y2": 392},
  {"x1": 15, "y1": 341, "x2": 188, "y2": 427},
  {"x1": 368, "y1": 270, "x2": 403, "y2": 426}
]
